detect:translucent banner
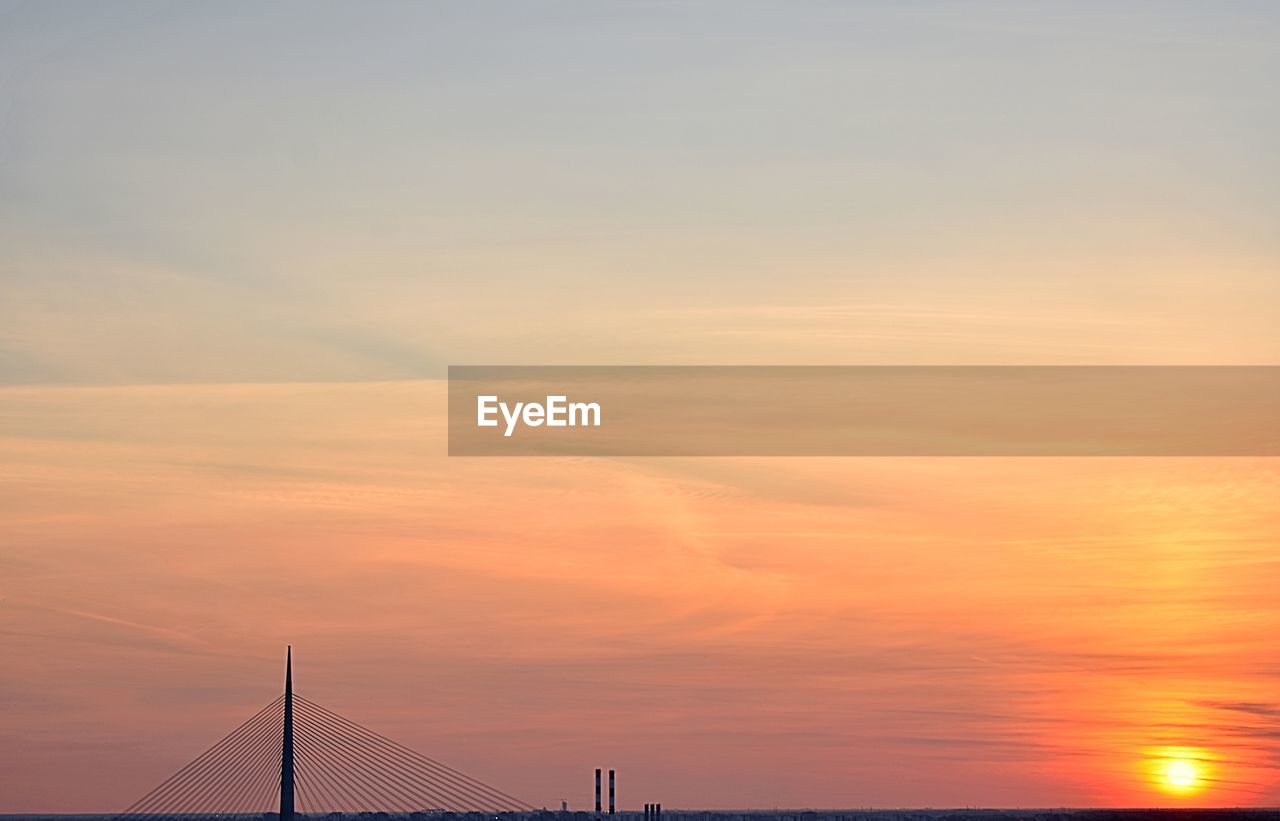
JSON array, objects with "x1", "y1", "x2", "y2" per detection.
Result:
[{"x1": 448, "y1": 366, "x2": 1280, "y2": 456}]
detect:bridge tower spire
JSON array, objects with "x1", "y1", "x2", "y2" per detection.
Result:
[{"x1": 280, "y1": 646, "x2": 295, "y2": 821}]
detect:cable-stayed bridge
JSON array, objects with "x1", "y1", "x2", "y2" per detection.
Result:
[{"x1": 118, "y1": 648, "x2": 532, "y2": 820}]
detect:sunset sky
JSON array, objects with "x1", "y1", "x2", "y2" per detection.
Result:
[{"x1": 2, "y1": 1, "x2": 1279, "y2": 812}]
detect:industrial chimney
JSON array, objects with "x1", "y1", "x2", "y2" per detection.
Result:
[{"x1": 608, "y1": 769, "x2": 615, "y2": 815}]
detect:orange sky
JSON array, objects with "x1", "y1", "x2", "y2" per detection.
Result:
[{"x1": 2, "y1": 382, "x2": 1278, "y2": 810}]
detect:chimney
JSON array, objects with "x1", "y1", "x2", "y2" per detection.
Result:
[
  {"x1": 608, "y1": 769, "x2": 615, "y2": 815},
  {"x1": 595, "y1": 769, "x2": 602, "y2": 814}
]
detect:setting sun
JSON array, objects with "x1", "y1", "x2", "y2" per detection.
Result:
[
  {"x1": 1145, "y1": 747, "x2": 1217, "y2": 799},
  {"x1": 1166, "y1": 760, "x2": 1199, "y2": 790}
]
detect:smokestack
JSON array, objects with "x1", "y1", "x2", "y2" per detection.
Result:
[
  {"x1": 656, "y1": 803, "x2": 662, "y2": 821},
  {"x1": 595, "y1": 769, "x2": 602, "y2": 814},
  {"x1": 608, "y1": 769, "x2": 615, "y2": 815}
]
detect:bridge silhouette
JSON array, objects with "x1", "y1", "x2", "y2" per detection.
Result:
[{"x1": 119, "y1": 648, "x2": 533, "y2": 820}]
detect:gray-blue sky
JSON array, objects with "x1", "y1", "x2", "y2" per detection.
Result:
[{"x1": 2, "y1": 0, "x2": 1278, "y2": 382}]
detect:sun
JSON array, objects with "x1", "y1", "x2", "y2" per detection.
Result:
[
  {"x1": 1143, "y1": 746, "x2": 1216, "y2": 798},
  {"x1": 1164, "y1": 759, "x2": 1200, "y2": 791}
]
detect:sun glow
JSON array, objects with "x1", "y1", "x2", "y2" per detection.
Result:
[
  {"x1": 1146, "y1": 747, "x2": 1213, "y2": 797},
  {"x1": 1165, "y1": 759, "x2": 1198, "y2": 789}
]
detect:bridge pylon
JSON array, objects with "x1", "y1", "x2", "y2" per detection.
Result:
[
  {"x1": 117, "y1": 647, "x2": 532, "y2": 819},
  {"x1": 280, "y1": 646, "x2": 295, "y2": 821}
]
